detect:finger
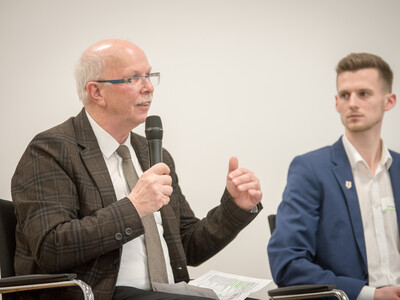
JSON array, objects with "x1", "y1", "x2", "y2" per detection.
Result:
[
  {"x1": 228, "y1": 157, "x2": 239, "y2": 174},
  {"x1": 161, "y1": 195, "x2": 170, "y2": 206},
  {"x1": 231, "y1": 169, "x2": 255, "y2": 184},
  {"x1": 150, "y1": 162, "x2": 170, "y2": 175},
  {"x1": 249, "y1": 189, "x2": 263, "y2": 201},
  {"x1": 159, "y1": 174, "x2": 172, "y2": 185},
  {"x1": 237, "y1": 181, "x2": 260, "y2": 192},
  {"x1": 161, "y1": 185, "x2": 173, "y2": 196}
]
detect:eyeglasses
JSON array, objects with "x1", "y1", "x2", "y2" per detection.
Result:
[{"x1": 95, "y1": 72, "x2": 160, "y2": 88}]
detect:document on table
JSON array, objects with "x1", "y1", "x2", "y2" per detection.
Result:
[{"x1": 189, "y1": 270, "x2": 272, "y2": 300}]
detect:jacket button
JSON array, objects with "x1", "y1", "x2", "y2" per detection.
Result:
[
  {"x1": 125, "y1": 228, "x2": 133, "y2": 236},
  {"x1": 115, "y1": 232, "x2": 123, "y2": 241}
]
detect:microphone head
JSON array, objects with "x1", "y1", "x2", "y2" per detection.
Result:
[{"x1": 145, "y1": 115, "x2": 163, "y2": 140}]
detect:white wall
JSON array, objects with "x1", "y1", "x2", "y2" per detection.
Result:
[{"x1": 1, "y1": 0, "x2": 400, "y2": 292}]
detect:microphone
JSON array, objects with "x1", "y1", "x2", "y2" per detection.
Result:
[{"x1": 145, "y1": 115, "x2": 163, "y2": 167}]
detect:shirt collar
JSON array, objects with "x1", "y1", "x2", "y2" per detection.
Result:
[
  {"x1": 85, "y1": 110, "x2": 129, "y2": 159},
  {"x1": 382, "y1": 142, "x2": 393, "y2": 170},
  {"x1": 342, "y1": 135, "x2": 392, "y2": 172}
]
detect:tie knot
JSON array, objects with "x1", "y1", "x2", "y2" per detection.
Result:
[{"x1": 116, "y1": 145, "x2": 131, "y2": 160}]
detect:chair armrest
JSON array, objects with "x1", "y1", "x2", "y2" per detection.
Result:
[
  {"x1": 269, "y1": 284, "x2": 336, "y2": 296},
  {"x1": 268, "y1": 284, "x2": 349, "y2": 300},
  {"x1": 0, "y1": 273, "x2": 77, "y2": 287},
  {"x1": 0, "y1": 273, "x2": 94, "y2": 300}
]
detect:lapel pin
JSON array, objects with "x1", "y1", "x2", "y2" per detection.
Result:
[{"x1": 345, "y1": 181, "x2": 352, "y2": 189}]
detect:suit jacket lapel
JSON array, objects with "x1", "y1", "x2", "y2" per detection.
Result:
[
  {"x1": 331, "y1": 137, "x2": 368, "y2": 267},
  {"x1": 389, "y1": 151, "x2": 400, "y2": 234},
  {"x1": 74, "y1": 108, "x2": 117, "y2": 207},
  {"x1": 130, "y1": 133, "x2": 173, "y2": 225}
]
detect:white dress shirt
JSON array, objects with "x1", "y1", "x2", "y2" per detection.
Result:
[
  {"x1": 85, "y1": 111, "x2": 174, "y2": 290},
  {"x1": 342, "y1": 135, "x2": 400, "y2": 300}
]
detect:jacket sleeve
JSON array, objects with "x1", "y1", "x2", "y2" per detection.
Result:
[
  {"x1": 267, "y1": 155, "x2": 366, "y2": 300},
  {"x1": 11, "y1": 132, "x2": 143, "y2": 273}
]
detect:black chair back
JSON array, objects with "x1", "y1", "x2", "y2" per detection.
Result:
[
  {"x1": 0, "y1": 200, "x2": 94, "y2": 300},
  {"x1": 268, "y1": 214, "x2": 276, "y2": 234},
  {"x1": 0, "y1": 199, "x2": 17, "y2": 278}
]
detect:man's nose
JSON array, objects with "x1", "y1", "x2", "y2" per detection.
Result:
[
  {"x1": 348, "y1": 93, "x2": 359, "y2": 107},
  {"x1": 142, "y1": 77, "x2": 154, "y2": 93}
]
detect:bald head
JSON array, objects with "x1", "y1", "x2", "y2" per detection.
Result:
[
  {"x1": 74, "y1": 39, "x2": 149, "y2": 104},
  {"x1": 84, "y1": 39, "x2": 146, "y2": 64}
]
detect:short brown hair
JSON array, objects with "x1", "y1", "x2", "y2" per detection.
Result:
[{"x1": 336, "y1": 53, "x2": 393, "y2": 92}]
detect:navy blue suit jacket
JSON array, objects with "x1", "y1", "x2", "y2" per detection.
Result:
[{"x1": 268, "y1": 137, "x2": 400, "y2": 300}]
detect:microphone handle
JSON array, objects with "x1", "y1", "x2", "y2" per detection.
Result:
[{"x1": 148, "y1": 139, "x2": 162, "y2": 167}]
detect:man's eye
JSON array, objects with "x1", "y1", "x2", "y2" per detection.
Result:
[{"x1": 340, "y1": 93, "x2": 349, "y2": 99}]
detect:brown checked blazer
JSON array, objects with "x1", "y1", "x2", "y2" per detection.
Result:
[{"x1": 11, "y1": 108, "x2": 261, "y2": 300}]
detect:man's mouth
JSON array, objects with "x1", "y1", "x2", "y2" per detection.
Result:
[
  {"x1": 137, "y1": 101, "x2": 151, "y2": 106},
  {"x1": 136, "y1": 96, "x2": 152, "y2": 106},
  {"x1": 348, "y1": 114, "x2": 362, "y2": 120}
]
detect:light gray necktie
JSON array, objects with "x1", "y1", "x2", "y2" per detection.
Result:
[{"x1": 116, "y1": 145, "x2": 169, "y2": 286}]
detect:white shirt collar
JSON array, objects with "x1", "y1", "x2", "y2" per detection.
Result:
[
  {"x1": 85, "y1": 110, "x2": 129, "y2": 158},
  {"x1": 342, "y1": 135, "x2": 392, "y2": 172}
]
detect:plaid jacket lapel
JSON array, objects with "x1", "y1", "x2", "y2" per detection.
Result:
[{"x1": 74, "y1": 108, "x2": 117, "y2": 208}]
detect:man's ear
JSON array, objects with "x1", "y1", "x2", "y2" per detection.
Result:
[
  {"x1": 86, "y1": 82, "x2": 106, "y2": 107},
  {"x1": 335, "y1": 95, "x2": 340, "y2": 112},
  {"x1": 384, "y1": 93, "x2": 397, "y2": 112}
]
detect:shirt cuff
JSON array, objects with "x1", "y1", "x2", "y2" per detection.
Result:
[
  {"x1": 249, "y1": 206, "x2": 259, "y2": 213},
  {"x1": 356, "y1": 286, "x2": 375, "y2": 300}
]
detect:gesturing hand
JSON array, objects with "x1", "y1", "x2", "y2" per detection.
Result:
[
  {"x1": 226, "y1": 157, "x2": 262, "y2": 211},
  {"x1": 128, "y1": 163, "x2": 173, "y2": 218}
]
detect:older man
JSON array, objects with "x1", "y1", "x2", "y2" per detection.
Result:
[{"x1": 12, "y1": 39, "x2": 262, "y2": 300}]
